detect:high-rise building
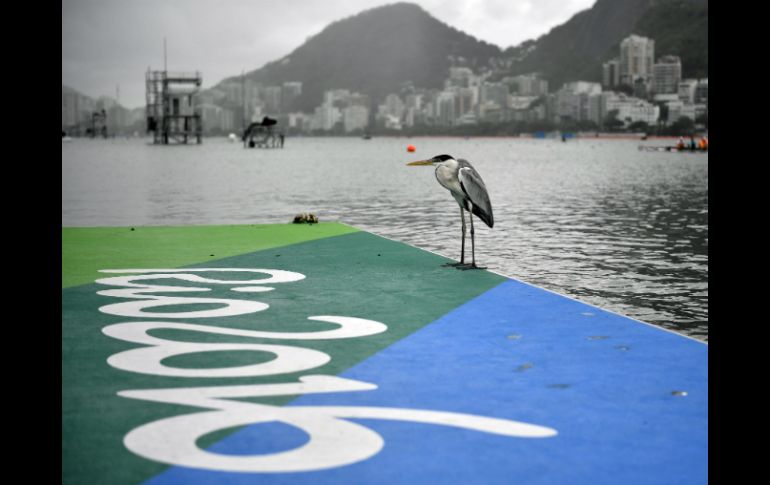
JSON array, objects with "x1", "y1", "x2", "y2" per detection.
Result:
[
  {"x1": 619, "y1": 35, "x2": 655, "y2": 86},
  {"x1": 436, "y1": 91, "x2": 456, "y2": 126},
  {"x1": 652, "y1": 55, "x2": 682, "y2": 94},
  {"x1": 602, "y1": 59, "x2": 620, "y2": 88}
]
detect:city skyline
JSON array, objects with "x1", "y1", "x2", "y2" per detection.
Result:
[
  {"x1": 62, "y1": 0, "x2": 594, "y2": 109},
  {"x1": 62, "y1": 33, "x2": 708, "y2": 138}
]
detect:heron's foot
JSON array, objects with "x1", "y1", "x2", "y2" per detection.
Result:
[
  {"x1": 459, "y1": 263, "x2": 486, "y2": 271},
  {"x1": 442, "y1": 261, "x2": 468, "y2": 268}
]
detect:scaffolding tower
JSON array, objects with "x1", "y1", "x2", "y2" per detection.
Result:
[
  {"x1": 146, "y1": 69, "x2": 203, "y2": 144},
  {"x1": 86, "y1": 109, "x2": 108, "y2": 138}
]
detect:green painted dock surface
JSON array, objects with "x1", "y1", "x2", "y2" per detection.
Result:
[{"x1": 62, "y1": 223, "x2": 707, "y2": 485}]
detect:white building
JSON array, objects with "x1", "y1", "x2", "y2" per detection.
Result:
[
  {"x1": 287, "y1": 112, "x2": 311, "y2": 131},
  {"x1": 380, "y1": 93, "x2": 405, "y2": 120},
  {"x1": 343, "y1": 105, "x2": 369, "y2": 133},
  {"x1": 405, "y1": 93, "x2": 423, "y2": 110},
  {"x1": 619, "y1": 35, "x2": 655, "y2": 86},
  {"x1": 311, "y1": 104, "x2": 341, "y2": 131},
  {"x1": 435, "y1": 91, "x2": 456, "y2": 126},
  {"x1": 324, "y1": 89, "x2": 351, "y2": 106},
  {"x1": 383, "y1": 114, "x2": 402, "y2": 130},
  {"x1": 666, "y1": 101, "x2": 707, "y2": 123},
  {"x1": 595, "y1": 92, "x2": 659, "y2": 126},
  {"x1": 555, "y1": 82, "x2": 602, "y2": 122},
  {"x1": 677, "y1": 79, "x2": 699, "y2": 103},
  {"x1": 653, "y1": 55, "x2": 682, "y2": 94}
]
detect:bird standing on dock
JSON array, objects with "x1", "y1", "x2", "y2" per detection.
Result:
[{"x1": 407, "y1": 154, "x2": 493, "y2": 268}]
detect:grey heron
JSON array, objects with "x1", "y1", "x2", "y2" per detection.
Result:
[{"x1": 407, "y1": 154, "x2": 494, "y2": 268}]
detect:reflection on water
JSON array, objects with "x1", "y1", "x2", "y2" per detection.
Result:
[{"x1": 62, "y1": 136, "x2": 708, "y2": 340}]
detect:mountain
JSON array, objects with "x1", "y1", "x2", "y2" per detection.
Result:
[
  {"x1": 502, "y1": 0, "x2": 708, "y2": 86},
  {"x1": 634, "y1": 0, "x2": 708, "y2": 78},
  {"x1": 207, "y1": 0, "x2": 706, "y2": 111},
  {"x1": 216, "y1": 2, "x2": 501, "y2": 111}
]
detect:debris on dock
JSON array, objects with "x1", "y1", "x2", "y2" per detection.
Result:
[{"x1": 293, "y1": 213, "x2": 319, "y2": 224}]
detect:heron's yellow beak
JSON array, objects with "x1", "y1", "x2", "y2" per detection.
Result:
[{"x1": 407, "y1": 159, "x2": 434, "y2": 166}]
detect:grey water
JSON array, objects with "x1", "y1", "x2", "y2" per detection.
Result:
[{"x1": 62, "y1": 136, "x2": 708, "y2": 341}]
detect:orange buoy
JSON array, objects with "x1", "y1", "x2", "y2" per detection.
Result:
[{"x1": 407, "y1": 144, "x2": 416, "y2": 152}]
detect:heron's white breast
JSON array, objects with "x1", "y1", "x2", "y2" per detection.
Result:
[{"x1": 434, "y1": 160, "x2": 464, "y2": 198}]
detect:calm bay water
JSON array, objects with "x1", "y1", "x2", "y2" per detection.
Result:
[{"x1": 62, "y1": 136, "x2": 708, "y2": 340}]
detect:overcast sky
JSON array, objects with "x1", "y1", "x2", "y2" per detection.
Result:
[{"x1": 62, "y1": 0, "x2": 595, "y2": 109}]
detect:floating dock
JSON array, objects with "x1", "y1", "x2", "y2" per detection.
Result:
[{"x1": 62, "y1": 223, "x2": 707, "y2": 484}]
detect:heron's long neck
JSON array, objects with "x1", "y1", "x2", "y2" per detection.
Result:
[{"x1": 434, "y1": 160, "x2": 463, "y2": 196}]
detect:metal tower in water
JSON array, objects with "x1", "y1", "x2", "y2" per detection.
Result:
[
  {"x1": 145, "y1": 69, "x2": 203, "y2": 144},
  {"x1": 145, "y1": 41, "x2": 203, "y2": 144}
]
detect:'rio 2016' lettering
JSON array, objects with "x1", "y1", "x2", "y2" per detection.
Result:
[{"x1": 97, "y1": 268, "x2": 557, "y2": 473}]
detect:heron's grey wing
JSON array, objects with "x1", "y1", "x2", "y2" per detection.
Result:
[{"x1": 458, "y1": 166, "x2": 494, "y2": 228}]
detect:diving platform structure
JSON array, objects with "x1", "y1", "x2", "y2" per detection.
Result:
[{"x1": 145, "y1": 69, "x2": 203, "y2": 144}]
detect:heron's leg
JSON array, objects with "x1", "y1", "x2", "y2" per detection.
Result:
[
  {"x1": 469, "y1": 210, "x2": 476, "y2": 268},
  {"x1": 460, "y1": 207, "x2": 466, "y2": 264}
]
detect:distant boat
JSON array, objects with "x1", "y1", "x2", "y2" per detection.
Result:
[
  {"x1": 638, "y1": 146, "x2": 707, "y2": 153},
  {"x1": 362, "y1": 134, "x2": 372, "y2": 140}
]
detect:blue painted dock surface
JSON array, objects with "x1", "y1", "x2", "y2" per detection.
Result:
[{"x1": 62, "y1": 224, "x2": 707, "y2": 484}]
